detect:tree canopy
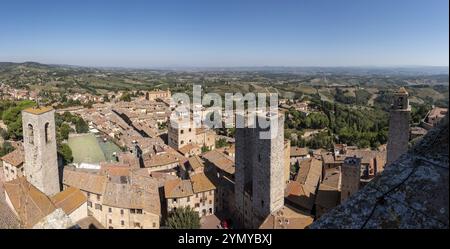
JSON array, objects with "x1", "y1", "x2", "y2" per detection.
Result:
[{"x1": 166, "y1": 207, "x2": 201, "y2": 229}]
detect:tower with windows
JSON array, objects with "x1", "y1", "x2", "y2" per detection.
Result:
[
  {"x1": 235, "y1": 111, "x2": 285, "y2": 228},
  {"x1": 340, "y1": 156, "x2": 362, "y2": 203},
  {"x1": 22, "y1": 106, "x2": 60, "y2": 196},
  {"x1": 386, "y1": 87, "x2": 411, "y2": 165}
]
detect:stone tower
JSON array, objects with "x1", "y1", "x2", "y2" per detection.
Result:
[
  {"x1": 235, "y1": 111, "x2": 285, "y2": 228},
  {"x1": 22, "y1": 106, "x2": 60, "y2": 196},
  {"x1": 340, "y1": 156, "x2": 361, "y2": 203},
  {"x1": 386, "y1": 87, "x2": 411, "y2": 165}
]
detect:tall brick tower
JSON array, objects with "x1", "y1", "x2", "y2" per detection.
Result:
[
  {"x1": 235, "y1": 111, "x2": 285, "y2": 228},
  {"x1": 22, "y1": 106, "x2": 60, "y2": 196},
  {"x1": 386, "y1": 87, "x2": 411, "y2": 165},
  {"x1": 340, "y1": 156, "x2": 361, "y2": 203}
]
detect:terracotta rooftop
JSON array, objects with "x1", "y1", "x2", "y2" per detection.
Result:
[
  {"x1": 63, "y1": 168, "x2": 108, "y2": 195},
  {"x1": 190, "y1": 173, "x2": 216, "y2": 193},
  {"x1": 285, "y1": 181, "x2": 315, "y2": 212},
  {"x1": 259, "y1": 205, "x2": 314, "y2": 229},
  {"x1": 428, "y1": 107, "x2": 448, "y2": 119},
  {"x1": 164, "y1": 178, "x2": 193, "y2": 199},
  {"x1": 76, "y1": 216, "x2": 105, "y2": 229},
  {"x1": 178, "y1": 143, "x2": 200, "y2": 155},
  {"x1": 22, "y1": 106, "x2": 53, "y2": 115},
  {"x1": 290, "y1": 147, "x2": 309, "y2": 157},
  {"x1": 187, "y1": 155, "x2": 205, "y2": 171},
  {"x1": 1, "y1": 148, "x2": 24, "y2": 167},
  {"x1": 143, "y1": 152, "x2": 183, "y2": 168},
  {"x1": 202, "y1": 150, "x2": 235, "y2": 175},
  {"x1": 295, "y1": 158, "x2": 322, "y2": 190},
  {"x1": 100, "y1": 163, "x2": 130, "y2": 177},
  {"x1": 51, "y1": 187, "x2": 87, "y2": 215},
  {"x1": 3, "y1": 177, "x2": 56, "y2": 228},
  {"x1": 102, "y1": 182, "x2": 161, "y2": 215}
]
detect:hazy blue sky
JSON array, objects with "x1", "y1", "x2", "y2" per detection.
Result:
[{"x1": 0, "y1": 0, "x2": 448, "y2": 67}]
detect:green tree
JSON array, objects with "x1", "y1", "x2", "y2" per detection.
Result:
[
  {"x1": 166, "y1": 207, "x2": 201, "y2": 229},
  {"x1": 120, "y1": 92, "x2": 132, "y2": 102},
  {"x1": 58, "y1": 143, "x2": 73, "y2": 164},
  {"x1": 0, "y1": 141, "x2": 14, "y2": 157},
  {"x1": 1, "y1": 100, "x2": 35, "y2": 139},
  {"x1": 74, "y1": 118, "x2": 89, "y2": 133},
  {"x1": 0, "y1": 127, "x2": 10, "y2": 140},
  {"x1": 58, "y1": 123, "x2": 72, "y2": 141},
  {"x1": 215, "y1": 138, "x2": 228, "y2": 148},
  {"x1": 201, "y1": 146, "x2": 210, "y2": 153}
]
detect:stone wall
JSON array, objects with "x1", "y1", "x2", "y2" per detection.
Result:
[{"x1": 22, "y1": 109, "x2": 60, "y2": 196}]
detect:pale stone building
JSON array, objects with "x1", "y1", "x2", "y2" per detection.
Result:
[
  {"x1": 1, "y1": 147, "x2": 25, "y2": 182},
  {"x1": 164, "y1": 173, "x2": 216, "y2": 217},
  {"x1": 102, "y1": 182, "x2": 161, "y2": 229},
  {"x1": 168, "y1": 118, "x2": 216, "y2": 155},
  {"x1": 201, "y1": 149, "x2": 235, "y2": 214},
  {"x1": 62, "y1": 166, "x2": 161, "y2": 229},
  {"x1": 145, "y1": 89, "x2": 171, "y2": 101},
  {"x1": 51, "y1": 186, "x2": 88, "y2": 223},
  {"x1": 386, "y1": 87, "x2": 410, "y2": 165},
  {"x1": 22, "y1": 106, "x2": 60, "y2": 196},
  {"x1": 62, "y1": 167, "x2": 108, "y2": 224},
  {"x1": 168, "y1": 118, "x2": 197, "y2": 150}
]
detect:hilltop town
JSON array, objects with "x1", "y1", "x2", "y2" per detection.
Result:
[{"x1": 0, "y1": 63, "x2": 448, "y2": 229}]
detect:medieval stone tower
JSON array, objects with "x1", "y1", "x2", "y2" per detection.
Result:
[
  {"x1": 386, "y1": 87, "x2": 411, "y2": 165},
  {"x1": 340, "y1": 156, "x2": 361, "y2": 203},
  {"x1": 22, "y1": 106, "x2": 60, "y2": 196},
  {"x1": 235, "y1": 111, "x2": 285, "y2": 228}
]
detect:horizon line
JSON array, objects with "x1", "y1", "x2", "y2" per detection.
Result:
[{"x1": 1, "y1": 60, "x2": 449, "y2": 70}]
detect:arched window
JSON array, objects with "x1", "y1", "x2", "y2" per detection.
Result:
[
  {"x1": 27, "y1": 124, "x2": 34, "y2": 144},
  {"x1": 44, "y1": 122, "x2": 50, "y2": 143}
]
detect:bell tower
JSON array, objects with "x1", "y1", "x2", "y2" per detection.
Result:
[{"x1": 22, "y1": 106, "x2": 60, "y2": 196}]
